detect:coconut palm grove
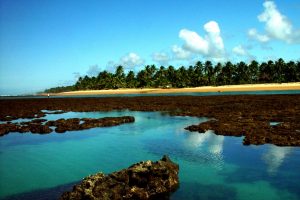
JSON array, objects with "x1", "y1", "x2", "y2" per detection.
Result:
[{"x1": 45, "y1": 58, "x2": 300, "y2": 93}]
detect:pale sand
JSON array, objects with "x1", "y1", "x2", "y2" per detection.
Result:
[{"x1": 53, "y1": 82, "x2": 300, "y2": 96}]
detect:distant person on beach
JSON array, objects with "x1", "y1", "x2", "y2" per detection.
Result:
[{"x1": 47, "y1": 93, "x2": 50, "y2": 98}]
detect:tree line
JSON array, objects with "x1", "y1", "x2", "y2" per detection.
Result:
[{"x1": 44, "y1": 58, "x2": 300, "y2": 93}]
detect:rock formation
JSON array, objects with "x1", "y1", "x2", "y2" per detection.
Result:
[
  {"x1": 60, "y1": 155, "x2": 179, "y2": 200},
  {"x1": 0, "y1": 95, "x2": 299, "y2": 146},
  {"x1": 0, "y1": 116, "x2": 135, "y2": 136}
]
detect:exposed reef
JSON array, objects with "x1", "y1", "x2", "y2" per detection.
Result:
[
  {"x1": 0, "y1": 95, "x2": 299, "y2": 146},
  {"x1": 185, "y1": 119, "x2": 299, "y2": 146},
  {"x1": 60, "y1": 155, "x2": 179, "y2": 200},
  {"x1": 0, "y1": 116, "x2": 135, "y2": 136}
]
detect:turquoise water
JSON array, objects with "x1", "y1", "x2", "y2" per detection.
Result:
[{"x1": 0, "y1": 111, "x2": 299, "y2": 200}]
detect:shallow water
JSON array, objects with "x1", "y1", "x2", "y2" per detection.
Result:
[
  {"x1": 1, "y1": 90, "x2": 300, "y2": 99},
  {"x1": 0, "y1": 111, "x2": 299, "y2": 200}
]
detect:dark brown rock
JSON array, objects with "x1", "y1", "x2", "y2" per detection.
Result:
[
  {"x1": 0, "y1": 124, "x2": 11, "y2": 136},
  {"x1": 54, "y1": 116, "x2": 135, "y2": 133},
  {"x1": 0, "y1": 116, "x2": 135, "y2": 136},
  {"x1": 60, "y1": 155, "x2": 179, "y2": 200},
  {"x1": 29, "y1": 124, "x2": 53, "y2": 134},
  {"x1": 0, "y1": 95, "x2": 299, "y2": 146},
  {"x1": 31, "y1": 118, "x2": 48, "y2": 124}
]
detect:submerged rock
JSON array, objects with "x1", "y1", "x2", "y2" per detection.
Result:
[{"x1": 60, "y1": 155, "x2": 179, "y2": 200}]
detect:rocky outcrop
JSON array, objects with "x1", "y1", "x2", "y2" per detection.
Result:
[
  {"x1": 0, "y1": 95, "x2": 299, "y2": 146},
  {"x1": 60, "y1": 155, "x2": 179, "y2": 200},
  {"x1": 50, "y1": 116, "x2": 135, "y2": 133},
  {"x1": 185, "y1": 118, "x2": 300, "y2": 146},
  {"x1": 0, "y1": 116, "x2": 135, "y2": 136}
]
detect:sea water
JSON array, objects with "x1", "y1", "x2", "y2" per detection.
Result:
[
  {"x1": 1, "y1": 90, "x2": 300, "y2": 99},
  {"x1": 0, "y1": 111, "x2": 299, "y2": 200}
]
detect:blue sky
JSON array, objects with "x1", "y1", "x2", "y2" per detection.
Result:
[{"x1": 0, "y1": 0, "x2": 300, "y2": 95}]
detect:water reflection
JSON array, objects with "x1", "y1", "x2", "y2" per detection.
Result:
[
  {"x1": 184, "y1": 130, "x2": 225, "y2": 169},
  {"x1": 184, "y1": 130, "x2": 224, "y2": 154},
  {"x1": 262, "y1": 145, "x2": 292, "y2": 176}
]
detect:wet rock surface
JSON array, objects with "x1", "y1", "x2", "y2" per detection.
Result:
[
  {"x1": 60, "y1": 155, "x2": 179, "y2": 200},
  {"x1": 0, "y1": 95, "x2": 299, "y2": 146},
  {"x1": 51, "y1": 116, "x2": 135, "y2": 133},
  {"x1": 0, "y1": 116, "x2": 135, "y2": 136}
]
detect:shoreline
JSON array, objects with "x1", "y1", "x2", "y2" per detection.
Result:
[{"x1": 50, "y1": 82, "x2": 300, "y2": 96}]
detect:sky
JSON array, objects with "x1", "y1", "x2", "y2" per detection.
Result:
[{"x1": 0, "y1": 0, "x2": 300, "y2": 95}]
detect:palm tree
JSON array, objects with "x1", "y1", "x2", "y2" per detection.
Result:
[
  {"x1": 176, "y1": 66, "x2": 189, "y2": 88},
  {"x1": 114, "y1": 65, "x2": 126, "y2": 88},
  {"x1": 149, "y1": 65, "x2": 157, "y2": 87},
  {"x1": 266, "y1": 60, "x2": 275, "y2": 82},
  {"x1": 259, "y1": 62, "x2": 271, "y2": 83},
  {"x1": 249, "y1": 60, "x2": 259, "y2": 83},
  {"x1": 283, "y1": 61, "x2": 297, "y2": 82},
  {"x1": 166, "y1": 65, "x2": 176, "y2": 87},
  {"x1": 45, "y1": 58, "x2": 300, "y2": 93},
  {"x1": 194, "y1": 61, "x2": 204, "y2": 86},
  {"x1": 75, "y1": 77, "x2": 83, "y2": 90},
  {"x1": 204, "y1": 61, "x2": 213, "y2": 85},
  {"x1": 223, "y1": 61, "x2": 234, "y2": 85},
  {"x1": 296, "y1": 61, "x2": 300, "y2": 81},
  {"x1": 154, "y1": 66, "x2": 169, "y2": 87},
  {"x1": 274, "y1": 58, "x2": 285, "y2": 83},
  {"x1": 97, "y1": 71, "x2": 114, "y2": 89},
  {"x1": 235, "y1": 61, "x2": 248, "y2": 84},
  {"x1": 126, "y1": 71, "x2": 137, "y2": 88},
  {"x1": 137, "y1": 69, "x2": 148, "y2": 88},
  {"x1": 214, "y1": 62, "x2": 222, "y2": 86}
]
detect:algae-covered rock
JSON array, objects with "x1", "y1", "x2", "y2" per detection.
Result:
[{"x1": 60, "y1": 155, "x2": 179, "y2": 200}]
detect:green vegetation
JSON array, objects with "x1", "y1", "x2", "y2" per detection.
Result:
[
  {"x1": 44, "y1": 85, "x2": 75, "y2": 93},
  {"x1": 45, "y1": 58, "x2": 300, "y2": 93}
]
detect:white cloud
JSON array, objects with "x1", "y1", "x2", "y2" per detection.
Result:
[
  {"x1": 248, "y1": 28, "x2": 270, "y2": 43},
  {"x1": 232, "y1": 45, "x2": 256, "y2": 61},
  {"x1": 249, "y1": 1, "x2": 300, "y2": 44},
  {"x1": 152, "y1": 52, "x2": 170, "y2": 65},
  {"x1": 119, "y1": 52, "x2": 144, "y2": 68},
  {"x1": 178, "y1": 21, "x2": 225, "y2": 60},
  {"x1": 232, "y1": 45, "x2": 248, "y2": 56},
  {"x1": 204, "y1": 21, "x2": 224, "y2": 53},
  {"x1": 106, "y1": 52, "x2": 144, "y2": 71},
  {"x1": 179, "y1": 29, "x2": 209, "y2": 55},
  {"x1": 171, "y1": 45, "x2": 191, "y2": 60},
  {"x1": 259, "y1": 1, "x2": 292, "y2": 41}
]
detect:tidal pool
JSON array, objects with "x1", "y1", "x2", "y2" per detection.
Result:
[{"x1": 0, "y1": 111, "x2": 299, "y2": 200}]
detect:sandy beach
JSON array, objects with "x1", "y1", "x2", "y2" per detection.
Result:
[{"x1": 54, "y1": 82, "x2": 300, "y2": 96}]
